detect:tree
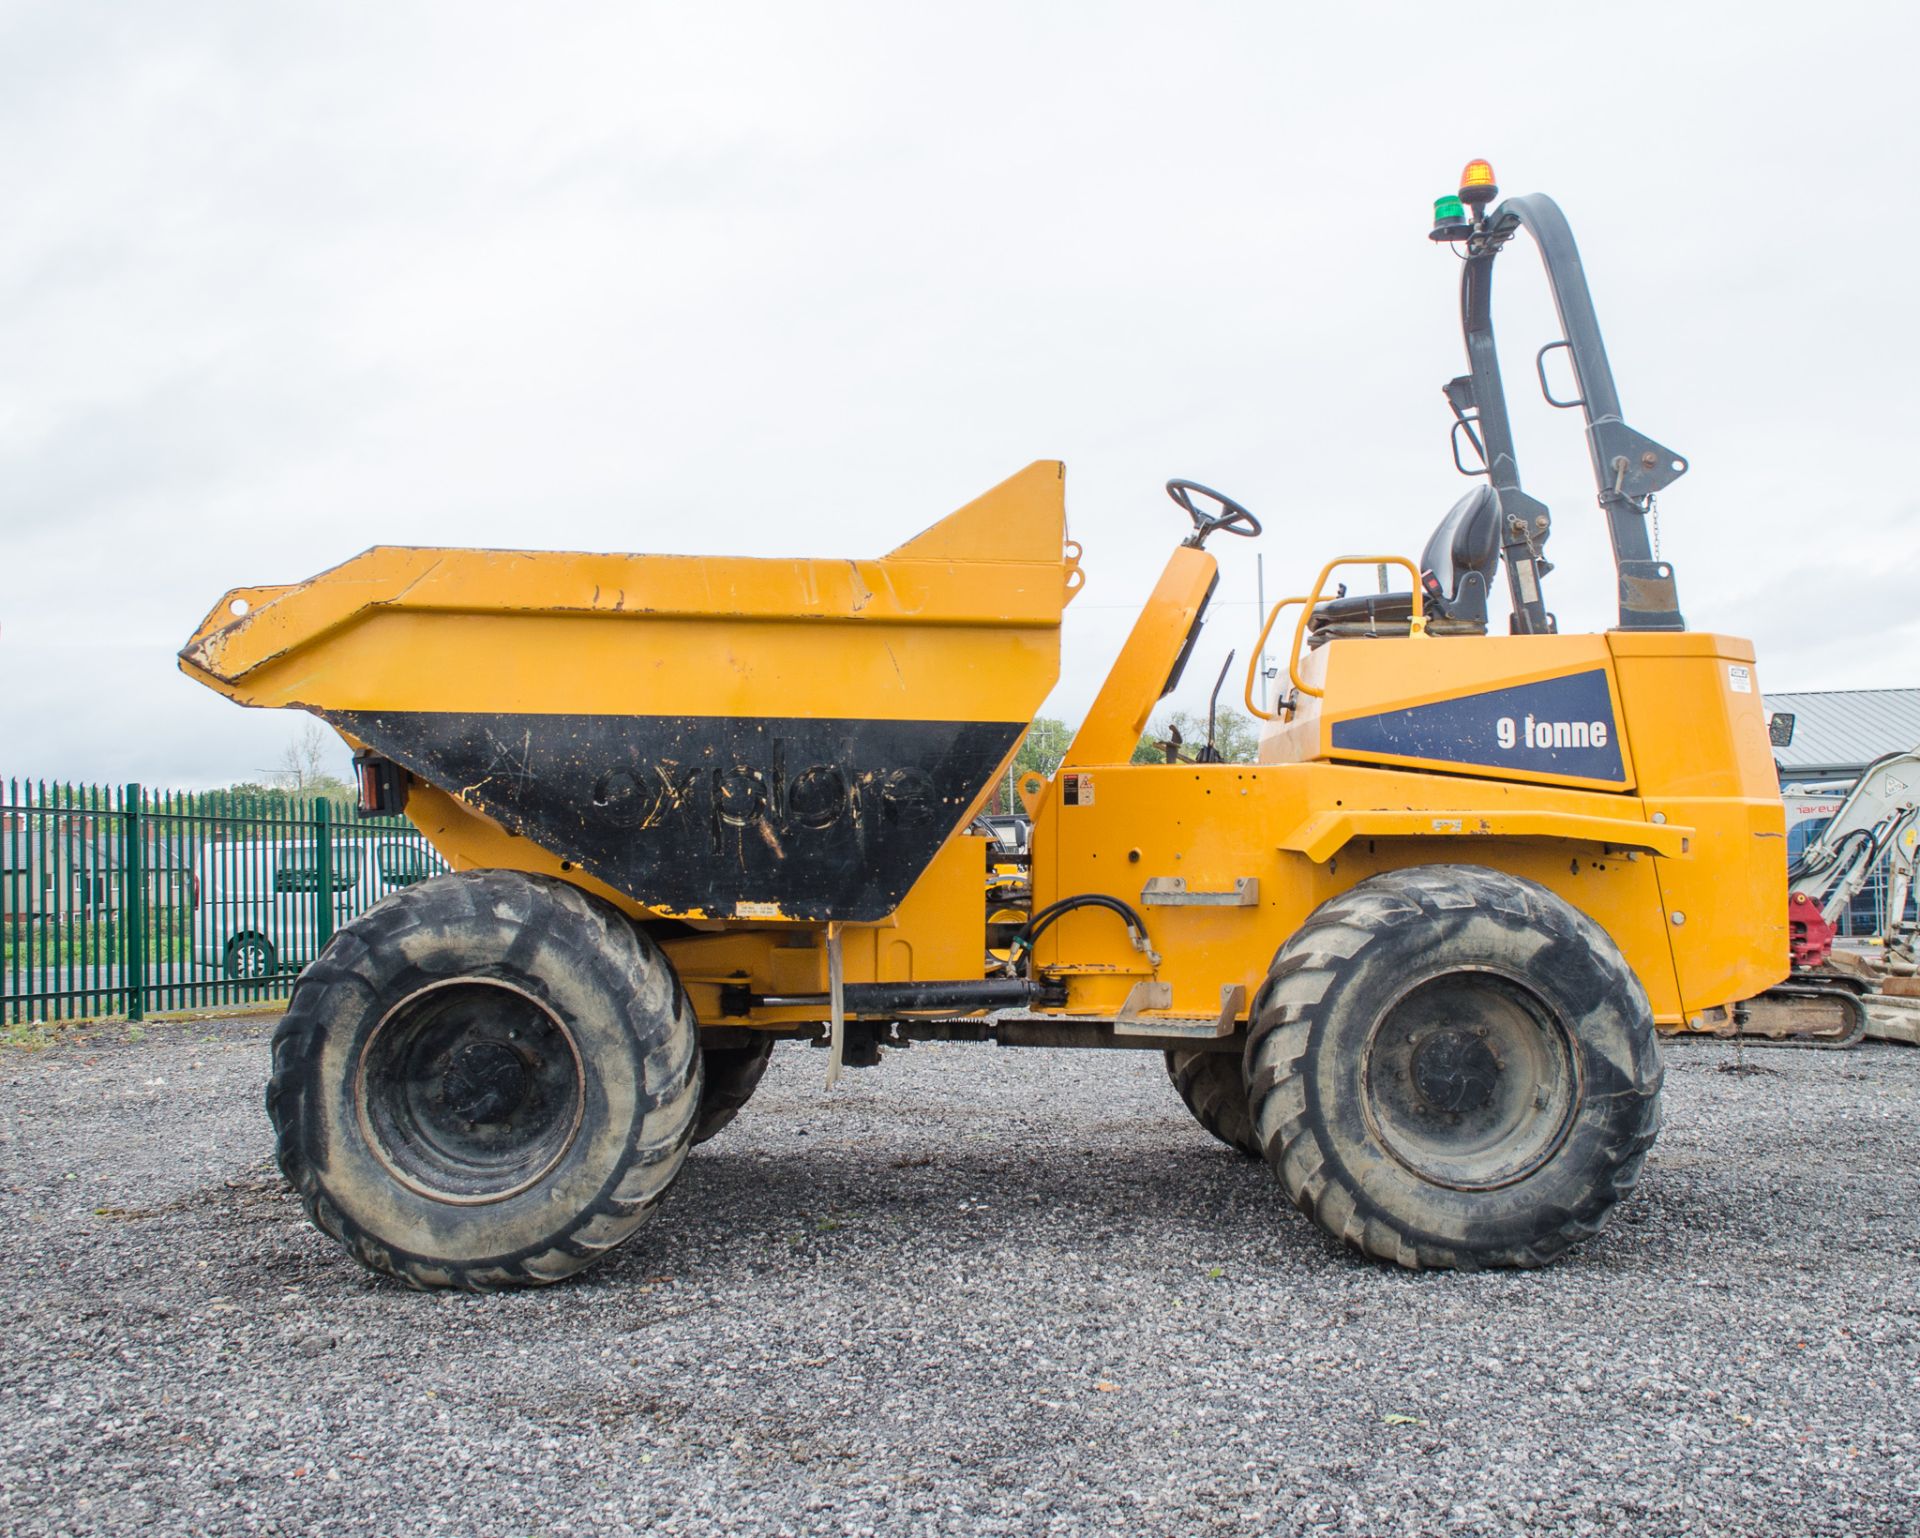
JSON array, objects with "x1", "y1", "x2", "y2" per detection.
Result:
[
  {"x1": 988, "y1": 708, "x2": 1265, "y2": 810},
  {"x1": 267, "y1": 720, "x2": 355, "y2": 804},
  {"x1": 211, "y1": 780, "x2": 354, "y2": 816},
  {"x1": 992, "y1": 717, "x2": 1074, "y2": 812},
  {"x1": 1132, "y1": 707, "x2": 1261, "y2": 765},
  {"x1": 241, "y1": 718, "x2": 359, "y2": 810}
]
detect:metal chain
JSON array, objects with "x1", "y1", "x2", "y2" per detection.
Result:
[{"x1": 1647, "y1": 493, "x2": 1661, "y2": 560}]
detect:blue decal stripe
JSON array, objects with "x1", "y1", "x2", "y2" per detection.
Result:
[{"x1": 1330, "y1": 669, "x2": 1625, "y2": 782}]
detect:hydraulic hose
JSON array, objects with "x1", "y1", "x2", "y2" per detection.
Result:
[{"x1": 1015, "y1": 894, "x2": 1152, "y2": 964}]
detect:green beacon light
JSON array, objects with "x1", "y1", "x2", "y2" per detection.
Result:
[{"x1": 1430, "y1": 193, "x2": 1470, "y2": 242}]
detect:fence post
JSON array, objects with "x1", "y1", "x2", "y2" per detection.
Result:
[
  {"x1": 314, "y1": 797, "x2": 334, "y2": 954},
  {"x1": 123, "y1": 783, "x2": 146, "y2": 1021}
]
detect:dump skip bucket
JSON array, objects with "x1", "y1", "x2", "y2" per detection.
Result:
[{"x1": 180, "y1": 462, "x2": 1079, "y2": 922}]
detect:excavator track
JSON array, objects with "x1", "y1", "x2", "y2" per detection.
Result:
[
  {"x1": 1865, "y1": 991, "x2": 1920, "y2": 1046},
  {"x1": 1729, "y1": 984, "x2": 1871, "y2": 1050}
]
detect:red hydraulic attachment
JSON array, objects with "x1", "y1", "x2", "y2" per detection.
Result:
[{"x1": 1787, "y1": 891, "x2": 1837, "y2": 968}]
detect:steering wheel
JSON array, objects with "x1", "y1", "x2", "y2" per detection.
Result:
[{"x1": 1166, "y1": 479, "x2": 1262, "y2": 547}]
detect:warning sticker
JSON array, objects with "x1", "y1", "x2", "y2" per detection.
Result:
[
  {"x1": 1728, "y1": 664, "x2": 1752, "y2": 694},
  {"x1": 1061, "y1": 773, "x2": 1094, "y2": 808}
]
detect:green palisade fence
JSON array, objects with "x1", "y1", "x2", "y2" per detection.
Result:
[{"x1": 2, "y1": 780, "x2": 447, "y2": 1026}]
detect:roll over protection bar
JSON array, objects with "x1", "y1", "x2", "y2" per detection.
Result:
[{"x1": 1447, "y1": 192, "x2": 1689, "y2": 634}]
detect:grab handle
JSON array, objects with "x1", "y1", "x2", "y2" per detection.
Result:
[
  {"x1": 1287, "y1": 556, "x2": 1425, "y2": 701},
  {"x1": 1244, "y1": 596, "x2": 1309, "y2": 721}
]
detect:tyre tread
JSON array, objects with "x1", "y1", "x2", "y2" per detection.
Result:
[
  {"x1": 1164, "y1": 1050, "x2": 1261, "y2": 1158},
  {"x1": 267, "y1": 870, "x2": 700, "y2": 1291},
  {"x1": 1246, "y1": 864, "x2": 1663, "y2": 1272},
  {"x1": 692, "y1": 1036, "x2": 777, "y2": 1145}
]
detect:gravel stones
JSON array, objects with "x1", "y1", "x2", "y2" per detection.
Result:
[{"x1": 2, "y1": 1018, "x2": 1917, "y2": 1535}]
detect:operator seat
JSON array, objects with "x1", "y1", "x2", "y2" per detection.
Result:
[{"x1": 1306, "y1": 486, "x2": 1503, "y2": 644}]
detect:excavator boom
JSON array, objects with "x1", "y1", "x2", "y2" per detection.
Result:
[{"x1": 1739, "y1": 745, "x2": 1920, "y2": 1046}]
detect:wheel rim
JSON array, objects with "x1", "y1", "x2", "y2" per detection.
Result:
[
  {"x1": 356, "y1": 977, "x2": 585, "y2": 1205},
  {"x1": 1361, "y1": 968, "x2": 1580, "y2": 1191},
  {"x1": 232, "y1": 940, "x2": 271, "y2": 979}
]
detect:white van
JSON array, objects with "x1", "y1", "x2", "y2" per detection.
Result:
[{"x1": 191, "y1": 837, "x2": 443, "y2": 980}]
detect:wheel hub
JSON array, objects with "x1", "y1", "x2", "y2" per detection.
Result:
[
  {"x1": 442, "y1": 1040, "x2": 532, "y2": 1124},
  {"x1": 1408, "y1": 1028, "x2": 1501, "y2": 1115},
  {"x1": 356, "y1": 978, "x2": 584, "y2": 1205},
  {"x1": 1362, "y1": 970, "x2": 1579, "y2": 1191}
]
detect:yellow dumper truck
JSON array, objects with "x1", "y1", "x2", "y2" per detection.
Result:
[{"x1": 180, "y1": 162, "x2": 1787, "y2": 1288}]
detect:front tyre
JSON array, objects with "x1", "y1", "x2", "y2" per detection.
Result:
[
  {"x1": 267, "y1": 870, "x2": 702, "y2": 1289},
  {"x1": 1246, "y1": 864, "x2": 1662, "y2": 1270}
]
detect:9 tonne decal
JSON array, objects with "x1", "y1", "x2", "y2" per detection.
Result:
[
  {"x1": 1330, "y1": 668, "x2": 1626, "y2": 783},
  {"x1": 1494, "y1": 715, "x2": 1610, "y2": 752}
]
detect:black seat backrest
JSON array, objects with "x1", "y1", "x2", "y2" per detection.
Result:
[
  {"x1": 1304, "y1": 487, "x2": 1504, "y2": 648},
  {"x1": 1419, "y1": 487, "x2": 1502, "y2": 619}
]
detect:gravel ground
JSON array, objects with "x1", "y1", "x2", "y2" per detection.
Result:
[{"x1": 2, "y1": 1018, "x2": 1918, "y2": 1537}]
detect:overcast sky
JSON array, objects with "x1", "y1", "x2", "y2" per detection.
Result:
[{"x1": 3, "y1": 3, "x2": 1917, "y2": 789}]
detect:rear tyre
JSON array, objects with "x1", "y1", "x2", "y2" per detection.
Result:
[
  {"x1": 1245, "y1": 864, "x2": 1662, "y2": 1270},
  {"x1": 1164, "y1": 1049, "x2": 1260, "y2": 1158},
  {"x1": 267, "y1": 870, "x2": 701, "y2": 1290},
  {"x1": 693, "y1": 1036, "x2": 776, "y2": 1145}
]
